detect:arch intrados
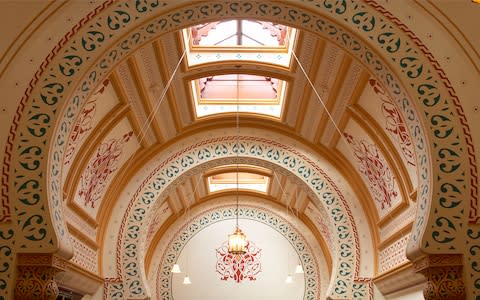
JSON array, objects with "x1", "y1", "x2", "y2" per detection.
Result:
[
  {"x1": 54, "y1": 2, "x2": 428, "y2": 245},
  {"x1": 94, "y1": 123, "x2": 378, "y2": 251},
  {"x1": 119, "y1": 155, "x2": 341, "y2": 259}
]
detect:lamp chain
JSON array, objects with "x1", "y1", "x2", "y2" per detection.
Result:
[{"x1": 236, "y1": 74, "x2": 240, "y2": 229}]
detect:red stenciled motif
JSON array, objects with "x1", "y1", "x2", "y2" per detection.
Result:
[
  {"x1": 78, "y1": 131, "x2": 133, "y2": 208},
  {"x1": 215, "y1": 241, "x2": 262, "y2": 283},
  {"x1": 369, "y1": 79, "x2": 416, "y2": 167},
  {"x1": 344, "y1": 133, "x2": 398, "y2": 210},
  {"x1": 146, "y1": 205, "x2": 170, "y2": 244},
  {"x1": 64, "y1": 79, "x2": 110, "y2": 165}
]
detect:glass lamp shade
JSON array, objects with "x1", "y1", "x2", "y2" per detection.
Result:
[
  {"x1": 285, "y1": 274, "x2": 293, "y2": 284},
  {"x1": 183, "y1": 276, "x2": 192, "y2": 285},
  {"x1": 171, "y1": 264, "x2": 181, "y2": 273},
  {"x1": 228, "y1": 227, "x2": 247, "y2": 255},
  {"x1": 294, "y1": 264, "x2": 304, "y2": 274}
]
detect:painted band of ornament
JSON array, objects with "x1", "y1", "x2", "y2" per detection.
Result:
[
  {"x1": 364, "y1": 0, "x2": 478, "y2": 224},
  {"x1": 114, "y1": 136, "x2": 359, "y2": 299},
  {"x1": 1, "y1": 0, "x2": 477, "y2": 298},
  {"x1": 155, "y1": 205, "x2": 320, "y2": 300}
]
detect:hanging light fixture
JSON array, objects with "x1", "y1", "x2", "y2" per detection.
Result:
[
  {"x1": 228, "y1": 74, "x2": 247, "y2": 255},
  {"x1": 294, "y1": 263, "x2": 304, "y2": 274},
  {"x1": 285, "y1": 274, "x2": 293, "y2": 284},
  {"x1": 183, "y1": 275, "x2": 192, "y2": 285},
  {"x1": 171, "y1": 263, "x2": 181, "y2": 273}
]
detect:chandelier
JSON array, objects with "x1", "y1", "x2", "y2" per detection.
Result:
[{"x1": 227, "y1": 74, "x2": 247, "y2": 255}]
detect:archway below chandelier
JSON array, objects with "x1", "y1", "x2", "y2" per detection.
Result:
[
  {"x1": 171, "y1": 218, "x2": 304, "y2": 300},
  {"x1": 147, "y1": 197, "x2": 332, "y2": 300}
]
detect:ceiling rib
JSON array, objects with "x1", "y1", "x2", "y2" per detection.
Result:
[
  {"x1": 313, "y1": 55, "x2": 352, "y2": 144},
  {"x1": 153, "y1": 40, "x2": 183, "y2": 134},
  {"x1": 111, "y1": 66, "x2": 158, "y2": 146},
  {"x1": 323, "y1": 68, "x2": 370, "y2": 148},
  {"x1": 127, "y1": 57, "x2": 164, "y2": 145},
  {"x1": 293, "y1": 38, "x2": 326, "y2": 132}
]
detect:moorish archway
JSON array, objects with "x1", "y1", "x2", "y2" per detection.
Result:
[
  {"x1": 0, "y1": 1, "x2": 477, "y2": 299},
  {"x1": 148, "y1": 198, "x2": 330, "y2": 300},
  {"x1": 105, "y1": 135, "x2": 367, "y2": 299}
]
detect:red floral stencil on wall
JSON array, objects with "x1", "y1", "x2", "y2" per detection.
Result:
[
  {"x1": 64, "y1": 79, "x2": 110, "y2": 165},
  {"x1": 368, "y1": 78, "x2": 416, "y2": 167},
  {"x1": 344, "y1": 133, "x2": 398, "y2": 210},
  {"x1": 215, "y1": 241, "x2": 262, "y2": 283},
  {"x1": 78, "y1": 131, "x2": 133, "y2": 208}
]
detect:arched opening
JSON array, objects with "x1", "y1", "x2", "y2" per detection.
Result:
[{"x1": 1, "y1": 1, "x2": 476, "y2": 300}]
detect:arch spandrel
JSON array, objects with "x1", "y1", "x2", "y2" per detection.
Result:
[{"x1": 1, "y1": 0, "x2": 477, "y2": 299}]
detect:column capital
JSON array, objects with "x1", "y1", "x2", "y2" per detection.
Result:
[
  {"x1": 413, "y1": 254, "x2": 465, "y2": 300},
  {"x1": 15, "y1": 254, "x2": 67, "y2": 300}
]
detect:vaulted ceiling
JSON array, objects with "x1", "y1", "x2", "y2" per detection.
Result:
[
  {"x1": 2, "y1": 1, "x2": 479, "y2": 299},
  {"x1": 58, "y1": 19, "x2": 418, "y2": 297}
]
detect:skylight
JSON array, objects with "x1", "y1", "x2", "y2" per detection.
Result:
[
  {"x1": 207, "y1": 170, "x2": 270, "y2": 193},
  {"x1": 182, "y1": 19, "x2": 297, "y2": 67},
  {"x1": 191, "y1": 74, "x2": 287, "y2": 118},
  {"x1": 192, "y1": 20, "x2": 287, "y2": 47}
]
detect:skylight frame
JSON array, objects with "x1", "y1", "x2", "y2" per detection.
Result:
[
  {"x1": 185, "y1": 20, "x2": 296, "y2": 52},
  {"x1": 190, "y1": 74, "x2": 288, "y2": 118},
  {"x1": 181, "y1": 19, "x2": 297, "y2": 68},
  {"x1": 205, "y1": 165, "x2": 272, "y2": 194}
]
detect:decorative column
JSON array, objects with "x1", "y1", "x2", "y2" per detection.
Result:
[
  {"x1": 413, "y1": 254, "x2": 466, "y2": 300},
  {"x1": 14, "y1": 254, "x2": 67, "y2": 300}
]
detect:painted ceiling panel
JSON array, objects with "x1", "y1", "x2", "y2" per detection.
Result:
[
  {"x1": 338, "y1": 119, "x2": 405, "y2": 220},
  {"x1": 116, "y1": 62, "x2": 158, "y2": 145},
  {"x1": 72, "y1": 118, "x2": 139, "y2": 218},
  {"x1": 320, "y1": 61, "x2": 365, "y2": 146},
  {"x1": 357, "y1": 78, "x2": 418, "y2": 188},
  {"x1": 62, "y1": 79, "x2": 118, "y2": 183},
  {"x1": 283, "y1": 33, "x2": 318, "y2": 127}
]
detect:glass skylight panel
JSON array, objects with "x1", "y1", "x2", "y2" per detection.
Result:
[
  {"x1": 191, "y1": 74, "x2": 287, "y2": 118},
  {"x1": 208, "y1": 172, "x2": 269, "y2": 193},
  {"x1": 192, "y1": 20, "x2": 287, "y2": 47},
  {"x1": 182, "y1": 19, "x2": 297, "y2": 67},
  {"x1": 195, "y1": 21, "x2": 237, "y2": 46},
  {"x1": 198, "y1": 74, "x2": 279, "y2": 102}
]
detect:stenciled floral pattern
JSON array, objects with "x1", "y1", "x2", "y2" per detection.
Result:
[
  {"x1": 215, "y1": 240, "x2": 262, "y2": 283},
  {"x1": 344, "y1": 133, "x2": 397, "y2": 211},
  {"x1": 369, "y1": 79, "x2": 415, "y2": 167},
  {"x1": 78, "y1": 131, "x2": 133, "y2": 209},
  {"x1": 64, "y1": 79, "x2": 110, "y2": 166}
]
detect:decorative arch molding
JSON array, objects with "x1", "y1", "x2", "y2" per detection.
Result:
[
  {"x1": 1, "y1": 0, "x2": 477, "y2": 298},
  {"x1": 148, "y1": 201, "x2": 332, "y2": 300},
  {"x1": 109, "y1": 136, "x2": 362, "y2": 299}
]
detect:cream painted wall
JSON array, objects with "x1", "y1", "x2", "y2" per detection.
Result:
[{"x1": 0, "y1": 0, "x2": 51, "y2": 65}]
